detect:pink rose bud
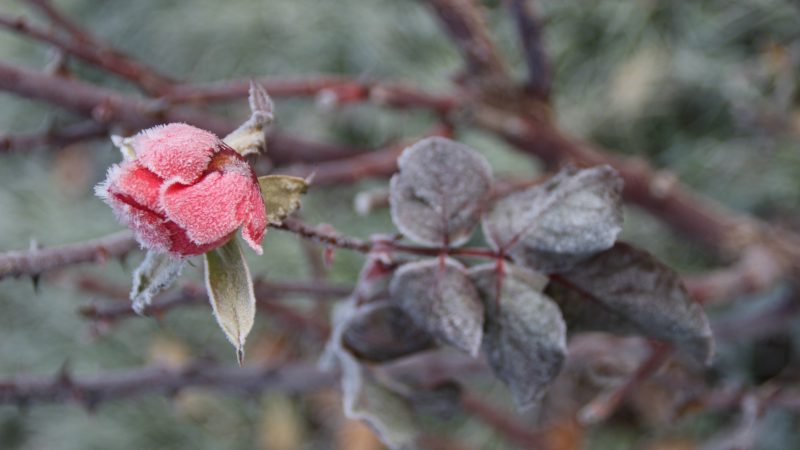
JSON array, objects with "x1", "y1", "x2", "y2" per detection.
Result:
[{"x1": 96, "y1": 123, "x2": 267, "y2": 257}]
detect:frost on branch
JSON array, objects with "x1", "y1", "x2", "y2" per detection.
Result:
[
  {"x1": 469, "y1": 263, "x2": 567, "y2": 411},
  {"x1": 389, "y1": 258, "x2": 484, "y2": 356},
  {"x1": 548, "y1": 242, "x2": 714, "y2": 365},
  {"x1": 390, "y1": 137, "x2": 492, "y2": 247},
  {"x1": 482, "y1": 165, "x2": 623, "y2": 273}
]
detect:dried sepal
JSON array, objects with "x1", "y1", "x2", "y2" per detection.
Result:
[
  {"x1": 389, "y1": 258, "x2": 484, "y2": 356},
  {"x1": 469, "y1": 263, "x2": 567, "y2": 410},
  {"x1": 389, "y1": 137, "x2": 493, "y2": 247},
  {"x1": 204, "y1": 237, "x2": 257, "y2": 364},
  {"x1": 482, "y1": 165, "x2": 623, "y2": 273},
  {"x1": 130, "y1": 250, "x2": 185, "y2": 314},
  {"x1": 223, "y1": 82, "x2": 274, "y2": 156},
  {"x1": 547, "y1": 242, "x2": 714, "y2": 365},
  {"x1": 257, "y1": 175, "x2": 308, "y2": 225}
]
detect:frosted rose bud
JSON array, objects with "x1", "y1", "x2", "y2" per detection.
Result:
[{"x1": 96, "y1": 123, "x2": 267, "y2": 257}]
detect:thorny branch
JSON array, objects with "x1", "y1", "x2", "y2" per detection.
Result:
[
  {"x1": 0, "y1": 352, "x2": 484, "y2": 408},
  {"x1": 0, "y1": 0, "x2": 799, "y2": 446}
]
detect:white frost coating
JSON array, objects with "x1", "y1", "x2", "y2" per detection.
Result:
[
  {"x1": 389, "y1": 257, "x2": 484, "y2": 357},
  {"x1": 130, "y1": 250, "x2": 186, "y2": 314},
  {"x1": 390, "y1": 137, "x2": 493, "y2": 247},
  {"x1": 551, "y1": 242, "x2": 714, "y2": 365},
  {"x1": 481, "y1": 165, "x2": 623, "y2": 273},
  {"x1": 468, "y1": 263, "x2": 567, "y2": 411}
]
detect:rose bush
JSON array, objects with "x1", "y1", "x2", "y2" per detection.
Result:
[{"x1": 96, "y1": 123, "x2": 267, "y2": 257}]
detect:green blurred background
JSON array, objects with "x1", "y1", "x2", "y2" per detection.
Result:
[{"x1": 1, "y1": 0, "x2": 799, "y2": 449}]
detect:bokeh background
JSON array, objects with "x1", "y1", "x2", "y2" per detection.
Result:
[{"x1": 1, "y1": 0, "x2": 799, "y2": 449}]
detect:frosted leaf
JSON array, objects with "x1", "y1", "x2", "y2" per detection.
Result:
[
  {"x1": 469, "y1": 263, "x2": 567, "y2": 410},
  {"x1": 482, "y1": 165, "x2": 623, "y2": 273},
  {"x1": 342, "y1": 301, "x2": 435, "y2": 363},
  {"x1": 223, "y1": 82, "x2": 274, "y2": 156},
  {"x1": 324, "y1": 300, "x2": 420, "y2": 450},
  {"x1": 204, "y1": 237, "x2": 256, "y2": 364},
  {"x1": 390, "y1": 137, "x2": 493, "y2": 247},
  {"x1": 389, "y1": 258, "x2": 484, "y2": 356},
  {"x1": 548, "y1": 242, "x2": 714, "y2": 365},
  {"x1": 130, "y1": 250, "x2": 185, "y2": 314}
]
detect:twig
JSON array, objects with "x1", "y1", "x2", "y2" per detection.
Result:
[
  {"x1": 0, "y1": 120, "x2": 107, "y2": 153},
  {"x1": 0, "y1": 14, "x2": 173, "y2": 95},
  {"x1": 507, "y1": 0, "x2": 550, "y2": 100},
  {"x1": 425, "y1": 0, "x2": 509, "y2": 80},
  {"x1": 166, "y1": 77, "x2": 456, "y2": 113},
  {"x1": 461, "y1": 392, "x2": 545, "y2": 450},
  {"x1": 577, "y1": 342, "x2": 674, "y2": 424},
  {"x1": 0, "y1": 60, "x2": 230, "y2": 134},
  {"x1": 0, "y1": 230, "x2": 137, "y2": 280},
  {"x1": 0, "y1": 351, "x2": 483, "y2": 408}
]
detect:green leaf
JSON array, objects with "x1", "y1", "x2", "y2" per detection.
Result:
[
  {"x1": 130, "y1": 251, "x2": 185, "y2": 314},
  {"x1": 258, "y1": 175, "x2": 308, "y2": 225},
  {"x1": 204, "y1": 238, "x2": 256, "y2": 364}
]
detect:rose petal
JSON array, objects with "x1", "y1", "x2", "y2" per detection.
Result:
[
  {"x1": 162, "y1": 220, "x2": 230, "y2": 256},
  {"x1": 102, "y1": 190, "x2": 172, "y2": 253},
  {"x1": 240, "y1": 182, "x2": 267, "y2": 254},
  {"x1": 133, "y1": 123, "x2": 221, "y2": 184},
  {"x1": 161, "y1": 171, "x2": 254, "y2": 246},
  {"x1": 109, "y1": 161, "x2": 164, "y2": 212}
]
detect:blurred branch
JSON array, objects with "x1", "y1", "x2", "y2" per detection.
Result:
[
  {"x1": 424, "y1": 0, "x2": 509, "y2": 81},
  {"x1": 0, "y1": 351, "x2": 483, "y2": 409},
  {"x1": 0, "y1": 13, "x2": 174, "y2": 95},
  {"x1": 0, "y1": 230, "x2": 136, "y2": 280},
  {"x1": 507, "y1": 0, "x2": 550, "y2": 100},
  {"x1": 25, "y1": 0, "x2": 97, "y2": 44},
  {"x1": 0, "y1": 120, "x2": 107, "y2": 153},
  {"x1": 461, "y1": 392, "x2": 546, "y2": 450},
  {"x1": 0, "y1": 60, "x2": 230, "y2": 133},
  {"x1": 577, "y1": 342, "x2": 674, "y2": 425},
  {"x1": 166, "y1": 77, "x2": 456, "y2": 113}
]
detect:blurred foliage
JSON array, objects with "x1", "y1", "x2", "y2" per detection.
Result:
[{"x1": 1, "y1": 0, "x2": 799, "y2": 449}]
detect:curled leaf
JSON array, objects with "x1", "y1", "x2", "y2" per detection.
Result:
[
  {"x1": 482, "y1": 165, "x2": 623, "y2": 273},
  {"x1": 390, "y1": 137, "x2": 493, "y2": 247},
  {"x1": 130, "y1": 250, "x2": 185, "y2": 314},
  {"x1": 548, "y1": 242, "x2": 714, "y2": 365},
  {"x1": 323, "y1": 300, "x2": 421, "y2": 450},
  {"x1": 389, "y1": 258, "x2": 484, "y2": 356},
  {"x1": 469, "y1": 263, "x2": 567, "y2": 410},
  {"x1": 223, "y1": 82, "x2": 274, "y2": 156},
  {"x1": 204, "y1": 237, "x2": 256, "y2": 364},
  {"x1": 258, "y1": 175, "x2": 308, "y2": 225}
]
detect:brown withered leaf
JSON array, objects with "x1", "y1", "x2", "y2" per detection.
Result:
[
  {"x1": 390, "y1": 137, "x2": 493, "y2": 247},
  {"x1": 547, "y1": 242, "x2": 713, "y2": 365},
  {"x1": 258, "y1": 175, "x2": 308, "y2": 225},
  {"x1": 482, "y1": 166, "x2": 623, "y2": 273},
  {"x1": 469, "y1": 263, "x2": 567, "y2": 410},
  {"x1": 389, "y1": 258, "x2": 484, "y2": 356},
  {"x1": 342, "y1": 301, "x2": 436, "y2": 363},
  {"x1": 204, "y1": 237, "x2": 256, "y2": 364}
]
